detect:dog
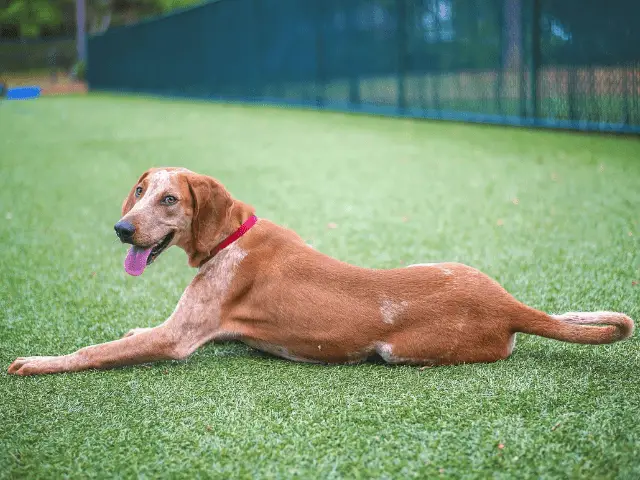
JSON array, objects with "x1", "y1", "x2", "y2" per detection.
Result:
[{"x1": 8, "y1": 167, "x2": 634, "y2": 376}]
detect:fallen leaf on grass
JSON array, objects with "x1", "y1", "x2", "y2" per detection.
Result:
[
  {"x1": 551, "y1": 422, "x2": 561, "y2": 431},
  {"x1": 496, "y1": 219, "x2": 504, "y2": 226},
  {"x1": 512, "y1": 198, "x2": 519, "y2": 205},
  {"x1": 498, "y1": 443, "x2": 505, "y2": 449},
  {"x1": 632, "y1": 281, "x2": 638, "y2": 287},
  {"x1": 327, "y1": 222, "x2": 338, "y2": 229}
]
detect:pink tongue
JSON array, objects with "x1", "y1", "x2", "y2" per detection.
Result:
[{"x1": 124, "y1": 246, "x2": 153, "y2": 276}]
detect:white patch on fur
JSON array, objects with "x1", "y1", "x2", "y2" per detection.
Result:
[
  {"x1": 552, "y1": 311, "x2": 611, "y2": 323},
  {"x1": 375, "y1": 342, "x2": 396, "y2": 363},
  {"x1": 374, "y1": 342, "x2": 414, "y2": 364},
  {"x1": 199, "y1": 242, "x2": 248, "y2": 289},
  {"x1": 146, "y1": 170, "x2": 172, "y2": 195},
  {"x1": 167, "y1": 167, "x2": 193, "y2": 175},
  {"x1": 506, "y1": 334, "x2": 517, "y2": 355},
  {"x1": 380, "y1": 298, "x2": 409, "y2": 324},
  {"x1": 407, "y1": 263, "x2": 453, "y2": 275},
  {"x1": 374, "y1": 342, "x2": 435, "y2": 365},
  {"x1": 142, "y1": 169, "x2": 191, "y2": 200}
]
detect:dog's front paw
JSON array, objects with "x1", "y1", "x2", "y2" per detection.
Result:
[{"x1": 7, "y1": 356, "x2": 67, "y2": 376}]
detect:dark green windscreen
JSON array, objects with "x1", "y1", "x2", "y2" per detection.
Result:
[{"x1": 88, "y1": 0, "x2": 640, "y2": 133}]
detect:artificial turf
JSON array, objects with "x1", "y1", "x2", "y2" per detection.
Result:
[{"x1": 1, "y1": 95, "x2": 639, "y2": 479}]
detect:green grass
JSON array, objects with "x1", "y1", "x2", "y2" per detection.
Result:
[{"x1": 1, "y1": 95, "x2": 639, "y2": 479}]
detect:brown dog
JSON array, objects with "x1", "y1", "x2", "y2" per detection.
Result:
[{"x1": 8, "y1": 167, "x2": 634, "y2": 376}]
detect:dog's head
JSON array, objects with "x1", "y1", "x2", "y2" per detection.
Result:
[{"x1": 115, "y1": 167, "x2": 243, "y2": 275}]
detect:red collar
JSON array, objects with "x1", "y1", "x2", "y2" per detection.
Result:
[{"x1": 211, "y1": 215, "x2": 258, "y2": 256}]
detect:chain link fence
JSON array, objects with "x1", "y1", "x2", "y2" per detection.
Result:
[{"x1": 87, "y1": 0, "x2": 639, "y2": 133}]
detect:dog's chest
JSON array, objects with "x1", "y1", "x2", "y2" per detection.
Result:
[
  {"x1": 199, "y1": 243, "x2": 247, "y2": 294},
  {"x1": 184, "y1": 243, "x2": 248, "y2": 330}
]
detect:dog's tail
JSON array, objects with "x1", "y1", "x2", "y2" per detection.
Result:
[{"x1": 513, "y1": 308, "x2": 634, "y2": 344}]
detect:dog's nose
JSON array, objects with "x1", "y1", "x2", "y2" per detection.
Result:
[{"x1": 114, "y1": 220, "x2": 136, "y2": 243}]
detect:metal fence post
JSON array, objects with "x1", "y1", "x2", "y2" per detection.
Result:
[
  {"x1": 396, "y1": 0, "x2": 407, "y2": 113},
  {"x1": 315, "y1": 0, "x2": 325, "y2": 108},
  {"x1": 518, "y1": 0, "x2": 528, "y2": 119},
  {"x1": 528, "y1": 0, "x2": 540, "y2": 121},
  {"x1": 251, "y1": 0, "x2": 261, "y2": 100},
  {"x1": 347, "y1": 6, "x2": 360, "y2": 107},
  {"x1": 432, "y1": 0, "x2": 441, "y2": 114},
  {"x1": 496, "y1": 0, "x2": 505, "y2": 118},
  {"x1": 622, "y1": 62, "x2": 630, "y2": 125}
]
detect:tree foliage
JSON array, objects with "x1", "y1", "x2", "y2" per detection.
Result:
[{"x1": 0, "y1": 0, "x2": 205, "y2": 38}]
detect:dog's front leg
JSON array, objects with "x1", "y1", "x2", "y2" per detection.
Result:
[
  {"x1": 122, "y1": 327, "x2": 153, "y2": 338},
  {"x1": 8, "y1": 278, "x2": 216, "y2": 376},
  {"x1": 7, "y1": 324, "x2": 190, "y2": 376}
]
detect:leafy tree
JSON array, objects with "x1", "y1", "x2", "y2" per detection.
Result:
[
  {"x1": 0, "y1": 0, "x2": 205, "y2": 38},
  {"x1": 0, "y1": 0, "x2": 73, "y2": 37}
]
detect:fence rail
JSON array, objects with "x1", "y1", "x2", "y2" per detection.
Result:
[{"x1": 87, "y1": 0, "x2": 640, "y2": 133}]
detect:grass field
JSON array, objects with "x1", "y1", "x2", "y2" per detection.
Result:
[{"x1": 1, "y1": 95, "x2": 639, "y2": 479}]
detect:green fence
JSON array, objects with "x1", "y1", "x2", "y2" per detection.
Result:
[
  {"x1": 0, "y1": 37, "x2": 77, "y2": 73},
  {"x1": 87, "y1": 0, "x2": 640, "y2": 134}
]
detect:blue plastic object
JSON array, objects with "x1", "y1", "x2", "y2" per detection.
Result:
[{"x1": 6, "y1": 86, "x2": 41, "y2": 100}]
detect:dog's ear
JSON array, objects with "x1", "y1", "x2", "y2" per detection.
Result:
[
  {"x1": 121, "y1": 170, "x2": 152, "y2": 216},
  {"x1": 185, "y1": 173, "x2": 233, "y2": 258}
]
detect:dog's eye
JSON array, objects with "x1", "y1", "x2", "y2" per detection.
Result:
[
  {"x1": 134, "y1": 186, "x2": 143, "y2": 198},
  {"x1": 162, "y1": 195, "x2": 177, "y2": 205}
]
